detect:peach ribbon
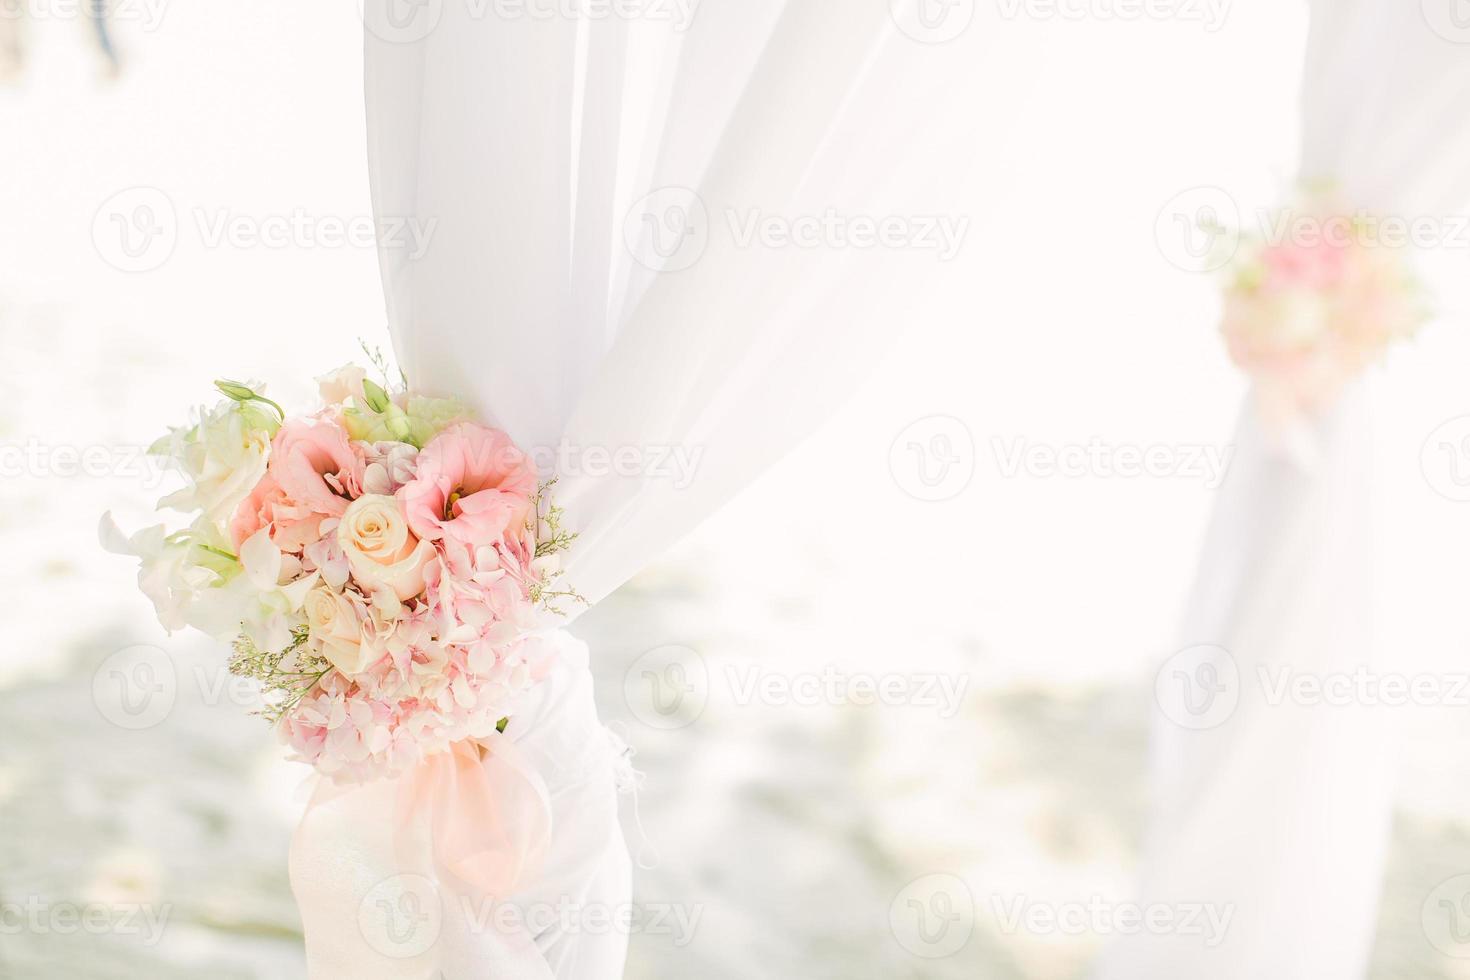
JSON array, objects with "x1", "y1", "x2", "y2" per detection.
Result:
[
  {"x1": 290, "y1": 733, "x2": 556, "y2": 979},
  {"x1": 394, "y1": 735, "x2": 554, "y2": 900}
]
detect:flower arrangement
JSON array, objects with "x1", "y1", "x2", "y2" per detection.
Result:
[
  {"x1": 103, "y1": 356, "x2": 580, "y2": 784},
  {"x1": 1220, "y1": 196, "x2": 1428, "y2": 433}
]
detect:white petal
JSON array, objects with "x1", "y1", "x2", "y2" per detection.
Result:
[{"x1": 240, "y1": 527, "x2": 282, "y2": 590}]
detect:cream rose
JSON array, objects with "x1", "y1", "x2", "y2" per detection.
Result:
[
  {"x1": 338, "y1": 494, "x2": 435, "y2": 601},
  {"x1": 304, "y1": 586, "x2": 377, "y2": 675}
]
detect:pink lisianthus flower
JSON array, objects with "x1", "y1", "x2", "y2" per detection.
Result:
[
  {"x1": 229, "y1": 473, "x2": 329, "y2": 554},
  {"x1": 269, "y1": 418, "x2": 364, "y2": 518},
  {"x1": 397, "y1": 423, "x2": 535, "y2": 546}
]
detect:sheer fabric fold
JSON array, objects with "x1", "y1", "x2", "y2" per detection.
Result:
[{"x1": 1095, "y1": 3, "x2": 1470, "y2": 977}]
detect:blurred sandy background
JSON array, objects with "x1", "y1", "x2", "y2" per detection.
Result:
[{"x1": 6, "y1": 3, "x2": 1470, "y2": 978}]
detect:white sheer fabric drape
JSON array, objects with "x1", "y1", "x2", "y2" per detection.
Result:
[
  {"x1": 292, "y1": 3, "x2": 1024, "y2": 978},
  {"x1": 1095, "y1": 2, "x2": 1470, "y2": 977},
  {"x1": 364, "y1": 0, "x2": 996, "y2": 608}
]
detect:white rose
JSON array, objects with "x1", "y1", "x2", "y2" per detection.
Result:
[
  {"x1": 304, "y1": 585, "x2": 378, "y2": 675},
  {"x1": 153, "y1": 399, "x2": 276, "y2": 525},
  {"x1": 316, "y1": 363, "x2": 369, "y2": 407},
  {"x1": 338, "y1": 494, "x2": 435, "y2": 602}
]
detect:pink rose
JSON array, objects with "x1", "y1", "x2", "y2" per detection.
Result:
[
  {"x1": 269, "y1": 419, "x2": 364, "y2": 518},
  {"x1": 1262, "y1": 239, "x2": 1348, "y2": 292},
  {"x1": 397, "y1": 423, "x2": 535, "y2": 546},
  {"x1": 229, "y1": 473, "x2": 328, "y2": 554}
]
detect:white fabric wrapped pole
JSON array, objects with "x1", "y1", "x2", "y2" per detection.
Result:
[
  {"x1": 293, "y1": 3, "x2": 1039, "y2": 977},
  {"x1": 1094, "y1": 2, "x2": 1470, "y2": 977}
]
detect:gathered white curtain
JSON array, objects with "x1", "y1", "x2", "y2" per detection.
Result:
[
  {"x1": 291, "y1": 2, "x2": 1032, "y2": 977},
  {"x1": 1094, "y1": 2, "x2": 1470, "y2": 977}
]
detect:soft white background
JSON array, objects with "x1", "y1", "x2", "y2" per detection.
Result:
[{"x1": 4, "y1": 2, "x2": 1470, "y2": 977}]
